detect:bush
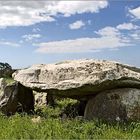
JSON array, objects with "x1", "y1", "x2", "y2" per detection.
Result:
[{"x1": 0, "y1": 62, "x2": 13, "y2": 78}]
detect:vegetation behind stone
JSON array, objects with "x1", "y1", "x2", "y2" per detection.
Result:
[{"x1": 0, "y1": 62, "x2": 15, "y2": 78}]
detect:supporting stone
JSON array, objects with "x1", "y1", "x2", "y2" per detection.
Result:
[
  {"x1": 84, "y1": 88, "x2": 140, "y2": 122},
  {"x1": 0, "y1": 82, "x2": 34, "y2": 115}
]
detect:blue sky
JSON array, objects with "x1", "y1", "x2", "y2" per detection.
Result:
[{"x1": 0, "y1": 1, "x2": 140, "y2": 68}]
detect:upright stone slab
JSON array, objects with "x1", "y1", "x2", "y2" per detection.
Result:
[
  {"x1": 0, "y1": 82, "x2": 34, "y2": 115},
  {"x1": 84, "y1": 88, "x2": 140, "y2": 122},
  {"x1": 0, "y1": 78, "x2": 6, "y2": 90},
  {"x1": 34, "y1": 91, "x2": 47, "y2": 107}
]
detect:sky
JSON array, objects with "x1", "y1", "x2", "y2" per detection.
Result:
[{"x1": 0, "y1": 0, "x2": 140, "y2": 69}]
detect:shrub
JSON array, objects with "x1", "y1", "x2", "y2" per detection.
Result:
[{"x1": 0, "y1": 62, "x2": 13, "y2": 78}]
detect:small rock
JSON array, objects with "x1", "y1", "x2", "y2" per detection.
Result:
[{"x1": 31, "y1": 116, "x2": 41, "y2": 123}]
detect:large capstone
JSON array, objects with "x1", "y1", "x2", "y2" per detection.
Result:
[
  {"x1": 84, "y1": 88, "x2": 140, "y2": 122},
  {"x1": 0, "y1": 82, "x2": 34, "y2": 115},
  {"x1": 12, "y1": 59, "x2": 140, "y2": 99}
]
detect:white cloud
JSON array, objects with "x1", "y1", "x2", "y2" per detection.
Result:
[
  {"x1": 22, "y1": 34, "x2": 41, "y2": 41},
  {"x1": 129, "y1": 7, "x2": 140, "y2": 19},
  {"x1": 0, "y1": 1, "x2": 108, "y2": 28},
  {"x1": 0, "y1": 2, "x2": 55, "y2": 28},
  {"x1": 130, "y1": 30, "x2": 140, "y2": 40},
  {"x1": 95, "y1": 26, "x2": 120, "y2": 37},
  {"x1": 116, "y1": 23, "x2": 139, "y2": 30},
  {"x1": 69, "y1": 20, "x2": 85, "y2": 30},
  {"x1": 19, "y1": 40, "x2": 24, "y2": 44},
  {"x1": 35, "y1": 26, "x2": 131, "y2": 53},
  {"x1": 32, "y1": 28, "x2": 41, "y2": 33},
  {"x1": 35, "y1": 37, "x2": 130, "y2": 53},
  {"x1": 130, "y1": 33, "x2": 139, "y2": 40},
  {"x1": 0, "y1": 40, "x2": 21, "y2": 47},
  {"x1": 50, "y1": 1, "x2": 108, "y2": 16},
  {"x1": 87, "y1": 20, "x2": 92, "y2": 25}
]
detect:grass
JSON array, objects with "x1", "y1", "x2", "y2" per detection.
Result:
[
  {"x1": 0, "y1": 77, "x2": 140, "y2": 139},
  {"x1": 0, "y1": 98, "x2": 139, "y2": 139},
  {"x1": 0, "y1": 112, "x2": 139, "y2": 139},
  {"x1": 0, "y1": 77, "x2": 15, "y2": 85},
  {"x1": 0, "y1": 77, "x2": 15, "y2": 94},
  {"x1": 4, "y1": 77, "x2": 15, "y2": 84}
]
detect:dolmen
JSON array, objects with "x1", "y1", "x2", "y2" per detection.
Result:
[{"x1": 2, "y1": 59, "x2": 140, "y2": 121}]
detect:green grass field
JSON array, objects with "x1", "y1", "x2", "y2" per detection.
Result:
[
  {"x1": 0, "y1": 113, "x2": 139, "y2": 139},
  {"x1": 0, "y1": 78, "x2": 140, "y2": 139},
  {"x1": 0, "y1": 98, "x2": 139, "y2": 139}
]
